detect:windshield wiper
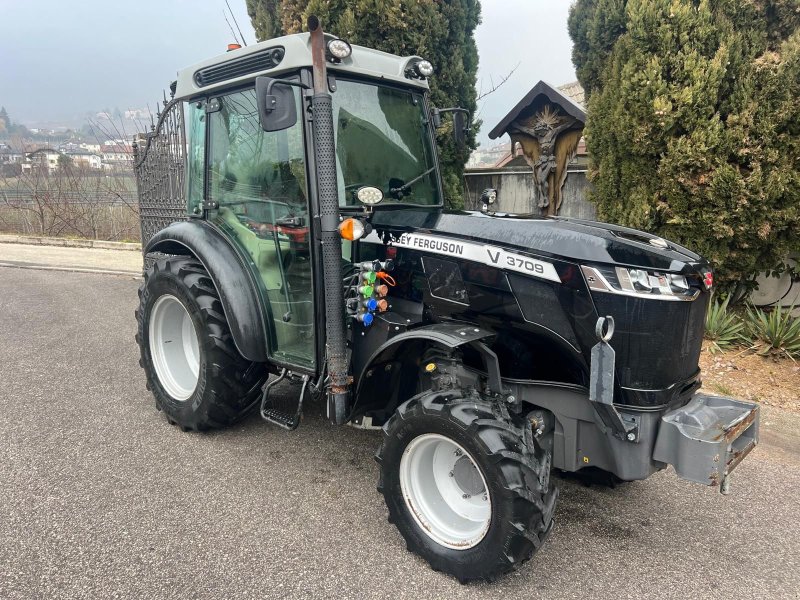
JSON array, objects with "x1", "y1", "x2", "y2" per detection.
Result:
[{"x1": 389, "y1": 166, "x2": 436, "y2": 199}]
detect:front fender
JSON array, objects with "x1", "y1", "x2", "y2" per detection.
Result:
[
  {"x1": 145, "y1": 220, "x2": 269, "y2": 362},
  {"x1": 354, "y1": 322, "x2": 496, "y2": 399}
]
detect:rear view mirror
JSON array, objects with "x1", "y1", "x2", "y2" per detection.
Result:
[
  {"x1": 452, "y1": 111, "x2": 467, "y2": 147},
  {"x1": 433, "y1": 107, "x2": 470, "y2": 148},
  {"x1": 255, "y1": 76, "x2": 297, "y2": 132}
]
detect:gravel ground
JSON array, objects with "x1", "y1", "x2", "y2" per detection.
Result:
[
  {"x1": 700, "y1": 346, "x2": 800, "y2": 413},
  {"x1": 1, "y1": 267, "x2": 798, "y2": 599}
]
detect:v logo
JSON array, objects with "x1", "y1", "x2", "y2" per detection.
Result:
[{"x1": 486, "y1": 249, "x2": 501, "y2": 264}]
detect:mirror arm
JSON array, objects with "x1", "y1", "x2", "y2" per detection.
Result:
[
  {"x1": 436, "y1": 107, "x2": 470, "y2": 125},
  {"x1": 260, "y1": 79, "x2": 311, "y2": 114},
  {"x1": 256, "y1": 76, "x2": 306, "y2": 132}
]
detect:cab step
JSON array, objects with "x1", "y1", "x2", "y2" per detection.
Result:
[{"x1": 259, "y1": 369, "x2": 308, "y2": 430}]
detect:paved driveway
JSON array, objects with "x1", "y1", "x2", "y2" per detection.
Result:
[{"x1": 1, "y1": 267, "x2": 798, "y2": 599}]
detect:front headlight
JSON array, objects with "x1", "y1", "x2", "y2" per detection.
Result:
[{"x1": 581, "y1": 265, "x2": 700, "y2": 301}]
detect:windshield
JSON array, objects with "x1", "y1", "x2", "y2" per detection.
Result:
[{"x1": 331, "y1": 79, "x2": 440, "y2": 207}]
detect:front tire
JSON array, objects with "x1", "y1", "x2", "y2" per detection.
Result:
[
  {"x1": 135, "y1": 257, "x2": 267, "y2": 431},
  {"x1": 376, "y1": 391, "x2": 557, "y2": 583}
]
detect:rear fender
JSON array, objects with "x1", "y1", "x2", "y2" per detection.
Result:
[{"x1": 145, "y1": 220, "x2": 269, "y2": 362}]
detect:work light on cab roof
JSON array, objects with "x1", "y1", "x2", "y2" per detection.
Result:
[
  {"x1": 415, "y1": 60, "x2": 434, "y2": 77},
  {"x1": 405, "y1": 58, "x2": 434, "y2": 79},
  {"x1": 327, "y1": 38, "x2": 352, "y2": 61}
]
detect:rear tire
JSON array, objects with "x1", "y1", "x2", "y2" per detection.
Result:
[
  {"x1": 135, "y1": 257, "x2": 268, "y2": 431},
  {"x1": 376, "y1": 391, "x2": 557, "y2": 583}
]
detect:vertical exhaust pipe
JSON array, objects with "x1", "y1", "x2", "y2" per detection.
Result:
[{"x1": 309, "y1": 16, "x2": 350, "y2": 424}]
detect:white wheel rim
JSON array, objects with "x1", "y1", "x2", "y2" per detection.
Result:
[
  {"x1": 148, "y1": 294, "x2": 200, "y2": 401},
  {"x1": 399, "y1": 433, "x2": 491, "y2": 550}
]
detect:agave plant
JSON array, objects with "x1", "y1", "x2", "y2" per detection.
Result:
[
  {"x1": 745, "y1": 304, "x2": 800, "y2": 360},
  {"x1": 704, "y1": 296, "x2": 746, "y2": 354}
]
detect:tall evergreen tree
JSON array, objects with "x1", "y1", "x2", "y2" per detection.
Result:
[
  {"x1": 245, "y1": 0, "x2": 282, "y2": 40},
  {"x1": 246, "y1": 0, "x2": 481, "y2": 209},
  {"x1": 567, "y1": 0, "x2": 626, "y2": 97},
  {"x1": 569, "y1": 0, "x2": 800, "y2": 290}
]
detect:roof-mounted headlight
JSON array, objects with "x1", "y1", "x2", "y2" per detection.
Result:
[
  {"x1": 327, "y1": 39, "x2": 352, "y2": 61},
  {"x1": 414, "y1": 60, "x2": 434, "y2": 78}
]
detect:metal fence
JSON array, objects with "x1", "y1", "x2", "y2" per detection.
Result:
[{"x1": 133, "y1": 99, "x2": 187, "y2": 250}]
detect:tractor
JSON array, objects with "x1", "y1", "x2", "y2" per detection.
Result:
[{"x1": 133, "y1": 17, "x2": 759, "y2": 583}]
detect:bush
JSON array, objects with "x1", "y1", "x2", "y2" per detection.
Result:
[
  {"x1": 705, "y1": 296, "x2": 746, "y2": 354},
  {"x1": 745, "y1": 304, "x2": 800, "y2": 359},
  {"x1": 568, "y1": 0, "x2": 800, "y2": 290}
]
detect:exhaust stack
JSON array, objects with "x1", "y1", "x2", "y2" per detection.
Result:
[{"x1": 309, "y1": 16, "x2": 350, "y2": 424}]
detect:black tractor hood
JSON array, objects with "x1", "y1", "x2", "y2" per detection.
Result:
[{"x1": 370, "y1": 209, "x2": 704, "y2": 272}]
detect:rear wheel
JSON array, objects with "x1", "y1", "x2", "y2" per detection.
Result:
[
  {"x1": 135, "y1": 256, "x2": 268, "y2": 430},
  {"x1": 376, "y1": 391, "x2": 557, "y2": 583}
]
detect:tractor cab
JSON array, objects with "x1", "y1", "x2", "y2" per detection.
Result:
[{"x1": 171, "y1": 28, "x2": 447, "y2": 376}]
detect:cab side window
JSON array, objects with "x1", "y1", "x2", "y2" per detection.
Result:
[{"x1": 185, "y1": 100, "x2": 206, "y2": 211}]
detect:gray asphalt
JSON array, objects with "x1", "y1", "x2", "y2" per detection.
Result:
[{"x1": 1, "y1": 267, "x2": 798, "y2": 599}]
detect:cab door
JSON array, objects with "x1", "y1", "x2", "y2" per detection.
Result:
[{"x1": 204, "y1": 85, "x2": 315, "y2": 369}]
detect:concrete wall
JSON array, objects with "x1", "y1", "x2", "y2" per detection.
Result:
[{"x1": 463, "y1": 167, "x2": 596, "y2": 219}]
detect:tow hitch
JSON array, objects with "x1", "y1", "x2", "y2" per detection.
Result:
[{"x1": 653, "y1": 394, "x2": 759, "y2": 494}]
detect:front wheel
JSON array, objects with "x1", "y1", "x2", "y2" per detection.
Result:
[
  {"x1": 135, "y1": 256, "x2": 268, "y2": 431},
  {"x1": 376, "y1": 392, "x2": 557, "y2": 583}
]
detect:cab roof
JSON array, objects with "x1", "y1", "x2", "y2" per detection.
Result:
[{"x1": 174, "y1": 32, "x2": 430, "y2": 100}]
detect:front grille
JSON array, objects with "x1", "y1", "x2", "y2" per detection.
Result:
[
  {"x1": 592, "y1": 291, "x2": 708, "y2": 390},
  {"x1": 194, "y1": 46, "x2": 285, "y2": 87}
]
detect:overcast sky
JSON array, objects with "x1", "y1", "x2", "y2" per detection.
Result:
[{"x1": 0, "y1": 0, "x2": 575, "y2": 144}]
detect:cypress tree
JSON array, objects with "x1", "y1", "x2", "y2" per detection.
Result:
[
  {"x1": 569, "y1": 0, "x2": 800, "y2": 289},
  {"x1": 246, "y1": 0, "x2": 481, "y2": 209},
  {"x1": 246, "y1": 0, "x2": 282, "y2": 40}
]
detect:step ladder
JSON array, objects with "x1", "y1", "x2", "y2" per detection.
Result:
[{"x1": 259, "y1": 368, "x2": 308, "y2": 430}]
